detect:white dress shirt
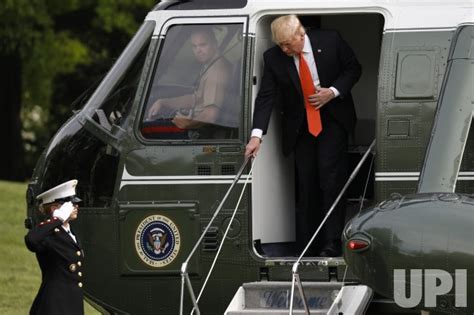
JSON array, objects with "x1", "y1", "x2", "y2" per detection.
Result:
[
  {"x1": 62, "y1": 225, "x2": 77, "y2": 243},
  {"x1": 251, "y1": 34, "x2": 340, "y2": 139}
]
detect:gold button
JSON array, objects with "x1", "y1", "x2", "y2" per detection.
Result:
[
  {"x1": 78, "y1": 272, "x2": 82, "y2": 277},
  {"x1": 54, "y1": 228, "x2": 60, "y2": 232},
  {"x1": 76, "y1": 251, "x2": 81, "y2": 256},
  {"x1": 77, "y1": 261, "x2": 82, "y2": 267},
  {"x1": 78, "y1": 282, "x2": 83, "y2": 288},
  {"x1": 46, "y1": 219, "x2": 51, "y2": 223},
  {"x1": 69, "y1": 264, "x2": 77, "y2": 272}
]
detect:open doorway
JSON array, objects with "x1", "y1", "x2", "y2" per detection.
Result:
[{"x1": 251, "y1": 13, "x2": 384, "y2": 258}]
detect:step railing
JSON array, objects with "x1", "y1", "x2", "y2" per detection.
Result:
[
  {"x1": 180, "y1": 156, "x2": 254, "y2": 315},
  {"x1": 289, "y1": 139, "x2": 376, "y2": 315}
]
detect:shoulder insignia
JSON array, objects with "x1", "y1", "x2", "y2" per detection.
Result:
[{"x1": 38, "y1": 217, "x2": 58, "y2": 226}]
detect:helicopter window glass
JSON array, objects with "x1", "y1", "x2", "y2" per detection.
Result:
[
  {"x1": 141, "y1": 23, "x2": 244, "y2": 141},
  {"x1": 94, "y1": 34, "x2": 151, "y2": 129},
  {"x1": 456, "y1": 117, "x2": 474, "y2": 194}
]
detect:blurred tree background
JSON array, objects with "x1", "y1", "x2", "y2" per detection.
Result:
[{"x1": 0, "y1": 0, "x2": 157, "y2": 181}]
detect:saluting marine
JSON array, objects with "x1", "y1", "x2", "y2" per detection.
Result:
[{"x1": 25, "y1": 179, "x2": 84, "y2": 315}]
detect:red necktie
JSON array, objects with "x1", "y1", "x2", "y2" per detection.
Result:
[{"x1": 299, "y1": 53, "x2": 322, "y2": 137}]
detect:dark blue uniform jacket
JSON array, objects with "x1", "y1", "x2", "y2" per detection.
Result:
[{"x1": 25, "y1": 217, "x2": 84, "y2": 315}]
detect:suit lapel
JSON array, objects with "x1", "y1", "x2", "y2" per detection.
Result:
[
  {"x1": 309, "y1": 32, "x2": 321, "y2": 68},
  {"x1": 283, "y1": 54, "x2": 303, "y2": 98},
  {"x1": 308, "y1": 31, "x2": 326, "y2": 86}
]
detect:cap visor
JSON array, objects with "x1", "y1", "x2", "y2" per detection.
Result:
[{"x1": 71, "y1": 196, "x2": 82, "y2": 203}]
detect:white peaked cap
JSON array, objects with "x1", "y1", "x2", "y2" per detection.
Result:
[{"x1": 36, "y1": 179, "x2": 79, "y2": 205}]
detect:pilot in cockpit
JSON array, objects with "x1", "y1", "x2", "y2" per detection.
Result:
[{"x1": 145, "y1": 27, "x2": 232, "y2": 138}]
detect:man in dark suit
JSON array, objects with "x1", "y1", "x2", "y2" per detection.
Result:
[
  {"x1": 245, "y1": 15, "x2": 361, "y2": 257},
  {"x1": 25, "y1": 179, "x2": 85, "y2": 315}
]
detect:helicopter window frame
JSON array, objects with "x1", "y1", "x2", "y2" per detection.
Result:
[
  {"x1": 92, "y1": 39, "x2": 153, "y2": 131},
  {"x1": 137, "y1": 16, "x2": 248, "y2": 144},
  {"x1": 455, "y1": 114, "x2": 474, "y2": 194},
  {"x1": 80, "y1": 21, "x2": 155, "y2": 143}
]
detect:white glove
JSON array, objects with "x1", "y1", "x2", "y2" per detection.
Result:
[{"x1": 53, "y1": 202, "x2": 74, "y2": 222}]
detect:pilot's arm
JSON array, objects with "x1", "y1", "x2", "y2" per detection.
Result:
[
  {"x1": 172, "y1": 60, "x2": 229, "y2": 128},
  {"x1": 172, "y1": 105, "x2": 219, "y2": 129},
  {"x1": 146, "y1": 94, "x2": 195, "y2": 120}
]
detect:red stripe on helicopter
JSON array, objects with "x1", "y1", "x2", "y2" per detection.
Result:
[{"x1": 141, "y1": 126, "x2": 186, "y2": 133}]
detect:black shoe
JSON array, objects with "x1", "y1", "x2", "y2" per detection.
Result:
[{"x1": 318, "y1": 240, "x2": 342, "y2": 257}]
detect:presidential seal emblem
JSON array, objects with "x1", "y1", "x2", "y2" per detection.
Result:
[{"x1": 135, "y1": 215, "x2": 181, "y2": 267}]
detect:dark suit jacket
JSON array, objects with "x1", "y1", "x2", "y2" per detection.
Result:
[
  {"x1": 25, "y1": 217, "x2": 84, "y2": 315},
  {"x1": 252, "y1": 29, "x2": 362, "y2": 155}
]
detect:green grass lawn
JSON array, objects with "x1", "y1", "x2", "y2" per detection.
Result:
[{"x1": 0, "y1": 180, "x2": 99, "y2": 315}]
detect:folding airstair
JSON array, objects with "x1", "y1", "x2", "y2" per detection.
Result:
[
  {"x1": 225, "y1": 281, "x2": 372, "y2": 314},
  {"x1": 180, "y1": 142, "x2": 376, "y2": 315}
]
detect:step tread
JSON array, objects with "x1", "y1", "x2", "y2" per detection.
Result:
[
  {"x1": 226, "y1": 310, "x2": 326, "y2": 315},
  {"x1": 241, "y1": 281, "x2": 341, "y2": 310},
  {"x1": 243, "y1": 281, "x2": 343, "y2": 288}
]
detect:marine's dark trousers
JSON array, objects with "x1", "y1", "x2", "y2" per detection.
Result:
[{"x1": 294, "y1": 114, "x2": 348, "y2": 252}]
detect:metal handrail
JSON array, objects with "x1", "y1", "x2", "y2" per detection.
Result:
[
  {"x1": 289, "y1": 139, "x2": 376, "y2": 315},
  {"x1": 179, "y1": 156, "x2": 253, "y2": 315}
]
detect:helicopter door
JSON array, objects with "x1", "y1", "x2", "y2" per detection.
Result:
[{"x1": 118, "y1": 17, "x2": 248, "y2": 275}]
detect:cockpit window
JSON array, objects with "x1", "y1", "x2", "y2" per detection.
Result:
[
  {"x1": 456, "y1": 117, "x2": 474, "y2": 194},
  {"x1": 94, "y1": 39, "x2": 151, "y2": 130},
  {"x1": 140, "y1": 23, "x2": 244, "y2": 141},
  {"x1": 81, "y1": 21, "x2": 154, "y2": 135}
]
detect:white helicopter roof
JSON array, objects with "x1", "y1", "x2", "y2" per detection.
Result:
[{"x1": 147, "y1": 0, "x2": 473, "y2": 31}]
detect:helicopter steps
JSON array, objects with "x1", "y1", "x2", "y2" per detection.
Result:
[{"x1": 225, "y1": 281, "x2": 372, "y2": 314}]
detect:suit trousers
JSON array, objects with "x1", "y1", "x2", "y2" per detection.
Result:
[{"x1": 293, "y1": 113, "x2": 348, "y2": 252}]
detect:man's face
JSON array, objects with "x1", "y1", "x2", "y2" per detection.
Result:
[
  {"x1": 277, "y1": 31, "x2": 305, "y2": 56},
  {"x1": 191, "y1": 32, "x2": 216, "y2": 64}
]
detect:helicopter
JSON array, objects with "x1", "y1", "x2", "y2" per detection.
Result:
[
  {"x1": 344, "y1": 22, "x2": 474, "y2": 314},
  {"x1": 25, "y1": 0, "x2": 473, "y2": 313}
]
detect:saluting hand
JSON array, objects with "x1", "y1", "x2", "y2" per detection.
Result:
[{"x1": 53, "y1": 202, "x2": 75, "y2": 222}]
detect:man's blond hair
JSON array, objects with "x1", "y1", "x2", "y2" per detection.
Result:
[{"x1": 271, "y1": 14, "x2": 305, "y2": 43}]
